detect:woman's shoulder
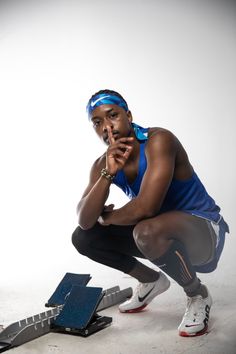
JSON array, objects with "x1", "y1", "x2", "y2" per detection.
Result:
[
  {"x1": 147, "y1": 127, "x2": 177, "y2": 144},
  {"x1": 148, "y1": 126, "x2": 173, "y2": 136}
]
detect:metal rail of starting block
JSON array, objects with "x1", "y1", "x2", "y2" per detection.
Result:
[
  {"x1": 98, "y1": 286, "x2": 132, "y2": 311},
  {"x1": 0, "y1": 307, "x2": 61, "y2": 353},
  {"x1": 0, "y1": 274, "x2": 132, "y2": 353}
]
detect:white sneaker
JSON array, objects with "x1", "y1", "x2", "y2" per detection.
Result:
[
  {"x1": 178, "y1": 288, "x2": 213, "y2": 337},
  {"x1": 119, "y1": 272, "x2": 170, "y2": 313}
]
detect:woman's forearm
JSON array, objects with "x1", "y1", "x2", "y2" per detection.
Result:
[{"x1": 77, "y1": 175, "x2": 112, "y2": 230}]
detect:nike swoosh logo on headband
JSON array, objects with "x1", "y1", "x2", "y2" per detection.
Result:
[{"x1": 90, "y1": 95, "x2": 110, "y2": 107}]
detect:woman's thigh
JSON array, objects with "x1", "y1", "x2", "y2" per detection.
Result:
[
  {"x1": 135, "y1": 211, "x2": 216, "y2": 265},
  {"x1": 72, "y1": 222, "x2": 145, "y2": 258}
]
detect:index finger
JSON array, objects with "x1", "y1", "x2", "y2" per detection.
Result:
[{"x1": 107, "y1": 126, "x2": 115, "y2": 145}]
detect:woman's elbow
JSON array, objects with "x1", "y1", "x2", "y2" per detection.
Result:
[
  {"x1": 78, "y1": 219, "x2": 90, "y2": 230},
  {"x1": 78, "y1": 216, "x2": 96, "y2": 231}
]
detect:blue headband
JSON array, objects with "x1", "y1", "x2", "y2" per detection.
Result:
[
  {"x1": 87, "y1": 93, "x2": 129, "y2": 119},
  {"x1": 132, "y1": 123, "x2": 148, "y2": 141}
]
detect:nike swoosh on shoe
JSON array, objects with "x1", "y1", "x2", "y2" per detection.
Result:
[
  {"x1": 138, "y1": 286, "x2": 155, "y2": 302},
  {"x1": 185, "y1": 324, "x2": 202, "y2": 327}
]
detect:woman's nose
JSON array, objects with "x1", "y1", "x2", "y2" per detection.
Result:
[{"x1": 103, "y1": 118, "x2": 113, "y2": 132}]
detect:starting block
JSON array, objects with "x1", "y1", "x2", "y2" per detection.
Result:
[
  {"x1": 45, "y1": 272, "x2": 91, "y2": 307},
  {"x1": 51, "y1": 285, "x2": 112, "y2": 337},
  {"x1": 0, "y1": 273, "x2": 132, "y2": 352}
]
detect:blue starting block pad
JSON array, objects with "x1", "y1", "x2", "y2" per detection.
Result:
[
  {"x1": 45, "y1": 272, "x2": 91, "y2": 307},
  {"x1": 51, "y1": 285, "x2": 112, "y2": 336}
]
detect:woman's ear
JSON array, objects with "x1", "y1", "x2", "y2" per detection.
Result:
[{"x1": 127, "y1": 110, "x2": 133, "y2": 123}]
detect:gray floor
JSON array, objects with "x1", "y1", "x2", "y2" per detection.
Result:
[{"x1": 1, "y1": 251, "x2": 236, "y2": 354}]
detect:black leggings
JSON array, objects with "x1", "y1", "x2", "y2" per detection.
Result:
[{"x1": 72, "y1": 222, "x2": 145, "y2": 274}]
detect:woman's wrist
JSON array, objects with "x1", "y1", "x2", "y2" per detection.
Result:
[{"x1": 101, "y1": 168, "x2": 116, "y2": 182}]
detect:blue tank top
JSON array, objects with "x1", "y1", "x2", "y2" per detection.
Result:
[{"x1": 113, "y1": 125, "x2": 221, "y2": 223}]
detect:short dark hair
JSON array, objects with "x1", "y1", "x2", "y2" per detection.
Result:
[{"x1": 87, "y1": 89, "x2": 128, "y2": 109}]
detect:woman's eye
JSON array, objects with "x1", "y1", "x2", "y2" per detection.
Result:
[
  {"x1": 110, "y1": 112, "x2": 118, "y2": 118},
  {"x1": 93, "y1": 120, "x2": 100, "y2": 127}
]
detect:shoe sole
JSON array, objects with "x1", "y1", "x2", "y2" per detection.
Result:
[
  {"x1": 119, "y1": 303, "x2": 148, "y2": 313},
  {"x1": 179, "y1": 324, "x2": 208, "y2": 337}
]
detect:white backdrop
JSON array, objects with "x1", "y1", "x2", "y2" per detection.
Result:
[{"x1": 0, "y1": 0, "x2": 235, "y2": 288}]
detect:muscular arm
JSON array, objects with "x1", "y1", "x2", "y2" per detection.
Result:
[
  {"x1": 101, "y1": 131, "x2": 177, "y2": 225},
  {"x1": 76, "y1": 156, "x2": 111, "y2": 230},
  {"x1": 77, "y1": 129, "x2": 134, "y2": 230}
]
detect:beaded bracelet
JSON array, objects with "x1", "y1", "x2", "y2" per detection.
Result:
[{"x1": 101, "y1": 168, "x2": 115, "y2": 182}]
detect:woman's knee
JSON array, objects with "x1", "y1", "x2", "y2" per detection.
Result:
[
  {"x1": 133, "y1": 220, "x2": 158, "y2": 249},
  {"x1": 71, "y1": 226, "x2": 92, "y2": 256},
  {"x1": 133, "y1": 218, "x2": 170, "y2": 254}
]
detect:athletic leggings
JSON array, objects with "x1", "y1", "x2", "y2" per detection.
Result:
[
  {"x1": 72, "y1": 222, "x2": 144, "y2": 274},
  {"x1": 72, "y1": 218, "x2": 228, "y2": 274}
]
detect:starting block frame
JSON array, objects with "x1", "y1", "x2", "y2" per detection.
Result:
[{"x1": 0, "y1": 273, "x2": 132, "y2": 352}]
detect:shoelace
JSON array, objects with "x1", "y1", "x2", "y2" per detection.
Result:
[
  {"x1": 132, "y1": 283, "x2": 150, "y2": 298},
  {"x1": 183, "y1": 296, "x2": 206, "y2": 323}
]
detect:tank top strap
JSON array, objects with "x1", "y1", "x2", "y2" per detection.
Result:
[{"x1": 112, "y1": 128, "x2": 148, "y2": 198}]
